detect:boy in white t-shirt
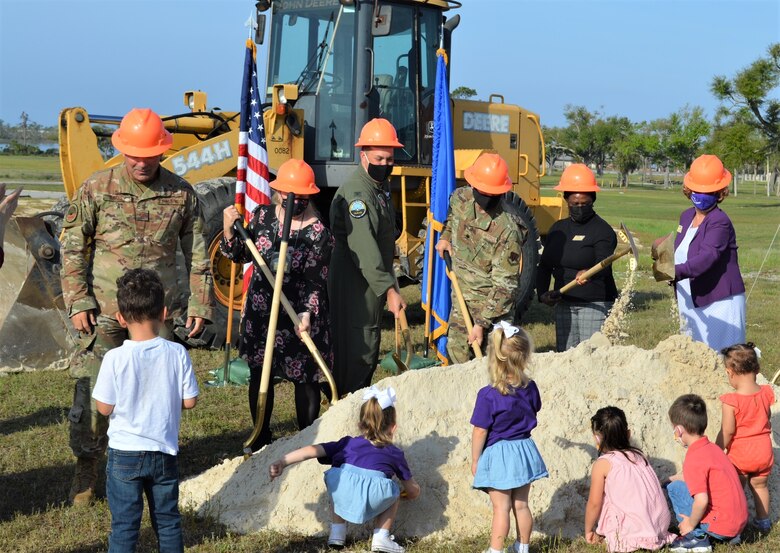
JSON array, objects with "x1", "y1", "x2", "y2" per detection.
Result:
[{"x1": 92, "y1": 268, "x2": 199, "y2": 552}]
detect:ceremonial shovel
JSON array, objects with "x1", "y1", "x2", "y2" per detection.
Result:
[
  {"x1": 234, "y1": 197, "x2": 338, "y2": 457},
  {"x1": 443, "y1": 250, "x2": 483, "y2": 359}
]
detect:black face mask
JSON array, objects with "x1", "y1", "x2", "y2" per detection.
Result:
[
  {"x1": 291, "y1": 197, "x2": 309, "y2": 216},
  {"x1": 569, "y1": 204, "x2": 595, "y2": 224},
  {"x1": 366, "y1": 162, "x2": 393, "y2": 183},
  {"x1": 473, "y1": 188, "x2": 501, "y2": 213}
]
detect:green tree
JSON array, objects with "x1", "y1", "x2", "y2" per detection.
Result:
[
  {"x1": 612, "y1": 124, "x2": 645, "y2": 187},
  {"x1": 0, "y1": 115, "x2": 57, "y2": 151},
  {"x1": 542, "y1": 126, "x2": 574, "y2": 171},
  {"x1": 593, "y1": 115, "x2": 631, "y2": 175},
  {"x1": 19, "y1": 111, "x2": 29, "y2": 147},
  {"x1": 559, "y1": 106, "x2": 630, "y2": 175},
  {"x1": 707, "y1": 114, "x2": 766, "y2": 181},
  {"x1": 92, "y1": 125, "x2": 116, "y2": 160},
  {"x1": 711, "y1": 43, "x2": 780, "y2": 194},
  {"x1": 560, "y1": 105, "x2": 597, "y2": 167},
  {"x1": 643, "y1": 106, "x2": 710, "y2": 187},
  {"x1": 451, "y1": 86, "x2": 477, "y2": 100},
  {"x1": 2, "y1": 140, "x2": 42, "y2": 155},
  {"x1": 666, "y1": 105, "x2": 710, "y2": 170}
]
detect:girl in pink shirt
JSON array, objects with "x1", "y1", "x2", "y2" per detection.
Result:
[{"x1": 585, "y1": 406, "x2": 675, "y2": 552}]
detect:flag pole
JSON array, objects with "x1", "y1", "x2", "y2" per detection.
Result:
[
  {"x1": 222, "y1": 35, "x2": 257, "y2": 385},
  {"x1": 423, "y1": 207, "x2": 434, "y2": 357},
  {"x1": 222, "y1": 260, "x2": 238, "y2": 385}
]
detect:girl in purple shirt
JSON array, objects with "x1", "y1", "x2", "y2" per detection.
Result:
[
  {"x1": 471, "y1": 322, "x2": 548, "y2": 553},
  {"x1": 269, "y1": 386, "x2": 420, "y2": 553}
]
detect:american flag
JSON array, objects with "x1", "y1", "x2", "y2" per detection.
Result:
[{"x1": 236, "y1": 39, "x2": 271, "y2": 287}]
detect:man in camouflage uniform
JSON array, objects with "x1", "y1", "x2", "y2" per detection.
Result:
[
  {"x1": 60, "y1": 108, "x2": 213, "y2": 505},
  {"x1": 329, "y1": 119, "x2": 406, "y2": 396},
  {"x1": 436, "y1": 153, "x2": 525, "y2": 364}
]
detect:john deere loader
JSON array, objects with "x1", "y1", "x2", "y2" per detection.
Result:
[{"x1": 0, "y1": 0, "x2": 566, "y2": 371}]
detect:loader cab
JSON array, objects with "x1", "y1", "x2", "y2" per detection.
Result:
[{"x1": 264, "y1": 0, "x2": 449, "y2": 187}]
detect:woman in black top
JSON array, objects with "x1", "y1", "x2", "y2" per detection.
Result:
[{"x1": 537, "y1": 164, "x2": 617, "y2": 352}]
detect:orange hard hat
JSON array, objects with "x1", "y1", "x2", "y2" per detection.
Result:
[
  {"x1": 270, "y1": 159, "x2": 320, "y2": 195},
  {"x1": 354, "y1": 118, "x2": 404, "y2": 148},
  {"x1": 554, "y1": 163, "x2": 600, "y2": 192},
  {"x1": 684, "y1": 154, "x2": 731, "y2": 193},
  {"x1": 464, "y1": 153, "x2": 512, "y2": 194},
  {"x1": 111, "y1": 108, "x2": 173, "y2": 157}
]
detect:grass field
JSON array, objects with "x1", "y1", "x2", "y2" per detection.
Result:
[
  {"x1": 0, "y1": 155, "x2": 62, "y2": 182},
  {"x1": 1, "y1": 171, "x2": 779, "y2": 551}
]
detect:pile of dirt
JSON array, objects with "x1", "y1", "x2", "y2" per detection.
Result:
[{"x1": 180, "y1": 334, "x2": 779, "y2": 541}]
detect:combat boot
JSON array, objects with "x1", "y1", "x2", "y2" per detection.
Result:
[{"x1": 69, "y1": 457, "x2": 98, "y2": 506}]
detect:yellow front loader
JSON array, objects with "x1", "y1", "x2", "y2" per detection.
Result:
[{"x1": 0, "y1": 0, "x2": 566, "y2": 370}]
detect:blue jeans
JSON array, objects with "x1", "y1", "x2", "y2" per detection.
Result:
[
  {"x1": 666, "y1": 480, "x2": 731, "y2": 541},
  {"x1": 106, "y1": 448, "x2": 183, "y2": 553}
]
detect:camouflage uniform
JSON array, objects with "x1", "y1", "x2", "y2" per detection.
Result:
[
  {"x1": 329, "y1": 167, "x2": 396, "y2": 396},
  {"x1": 61, "y1": 163, "x2": 213, "y2": 460},
  {"x1": 439, "y1": 187, "x2": 525, "y2": 364}
]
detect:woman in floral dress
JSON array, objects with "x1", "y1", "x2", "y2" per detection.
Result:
[{"x1": 222, "y1": 160, "x2": 334, "y2": 450}]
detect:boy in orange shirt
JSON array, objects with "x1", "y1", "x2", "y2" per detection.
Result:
[{"x1": 665, "y1": 394, "x2": 747, "y2": 553}]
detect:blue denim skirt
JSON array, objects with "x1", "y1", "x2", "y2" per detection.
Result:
[
  {"x1": 324, "y1": 464, "x2": 400, "y2": 524},
  {"x1": 473, "y1": 437, "x2": 548, "y2": 491}
]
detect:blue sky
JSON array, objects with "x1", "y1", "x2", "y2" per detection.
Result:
[{"x1": 0, "y1": 0, "x2": 778, "y2": 129}]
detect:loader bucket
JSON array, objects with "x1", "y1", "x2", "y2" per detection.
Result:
[{"x1": 0, "y1": 216, "x2": 75, "y2": 372}]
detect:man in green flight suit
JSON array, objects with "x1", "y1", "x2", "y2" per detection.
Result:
[
  {"x1": 60, "y1": 108, "x2": 213, "y2": 504},
  {"x1": 329, "y1": 118, "x2": 406, "y2": 396},
  {"x1": 435, "y1": 153, "x2": 526, "y2": 364}
]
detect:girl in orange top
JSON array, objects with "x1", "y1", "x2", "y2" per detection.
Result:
[{"x1": 716, "y1": 342, "x2": 774, "y2": 533}]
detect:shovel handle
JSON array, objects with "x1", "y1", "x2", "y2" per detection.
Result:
[
  {"x1": 443, "y1": 251, "x2": 483, "y2": 359},
  {"x1": 443, "y1": 249, "x2": 453, "y2": 272},
  {"x1": 559, "y1": 247, "x2": 631, "y2": 294},
  {"x1": 243, "y1": 194, "x2": 295, "y2": 454},
  {"x1": 397, "y1": 308, "x2": 413, "y2": 367},
  {"x1": 232, "y1": 220, "x2": 252, "y2": 242}
]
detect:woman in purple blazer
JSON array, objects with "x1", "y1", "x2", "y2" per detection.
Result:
[{"x1": 673, "y1": 154, "x2": 745, "y2": 351}]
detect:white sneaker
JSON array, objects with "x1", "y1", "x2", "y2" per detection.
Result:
[
  {"x1": 327, "y1": 536, "x2": 345, "y2": 550},
  {"x1": 371, "y1": 533, "x2": 405, "y2": 553},
  {"x1": 327, "y1": 527, "x2": 346, "y2": 549}
]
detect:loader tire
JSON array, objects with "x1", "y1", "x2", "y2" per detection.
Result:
[
  {"x1": 413, "y1": 193, "x2": 540, "y2": 323},
  {"x1": 175, "y1": 177, "x2": 242, "y2": 350},
  {"x1": 503, "y1": 192, "x2": 540, "y2": 323},
  {"x1": 40, "y1": 196, "x2": 69, "y2": 240}
]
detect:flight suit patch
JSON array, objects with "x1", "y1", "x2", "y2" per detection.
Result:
[
  {"x1": 572, "y1": 235, "x2": 585, "y2": 241},
  {"x1": 349, "y1": 200, "x2": 367, "y2": 219}
]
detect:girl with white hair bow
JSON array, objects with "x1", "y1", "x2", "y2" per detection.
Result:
[
  {"x1": 269, "y1": 385, "x2": 420, "y2": 553},
  {"x1": 471, "y1": 322, "x2": 548, "y2": 553}
]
